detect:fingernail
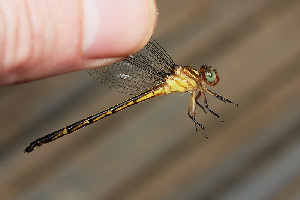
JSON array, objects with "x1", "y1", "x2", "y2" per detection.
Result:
[{"x1": 83, "y1": 0, "x2": 156, "y2": 59}]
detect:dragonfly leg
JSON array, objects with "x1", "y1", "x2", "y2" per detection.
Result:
[
  {"x1": 201, "y1": 84, "x2": 238, "y2": 106},
  {"x1": 188, "y1": 113, "x2": 207, "y2": 138},
  {"x1": 195, "y1": 92, "x2": 207, "y2": 113},
  {"x1": 188, "y1": 92, "x2": 208, "y2": 138},
  {"x1": 200, "y1": 91, "x2": 224, "y2": 122}
]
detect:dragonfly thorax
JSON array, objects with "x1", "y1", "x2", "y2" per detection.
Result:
[{"x1": 164, "y1": 66, "x2": 201, "y2": 93}]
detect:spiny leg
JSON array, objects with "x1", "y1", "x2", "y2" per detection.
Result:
[
  {"x1": 212, "y1": 91, "x2": 238, "y2": 106},
  {"x1": 198, "y1": 90, "x2": 224, "y2": 122},
  {"x1": 195, "y1": 91, "x2": 207, "y2": 113},
  {"x1": 205, "y1": 88, "x2": 238, "y2": 106},
  {"x1": 188, "y1": 91, "x2": 208, "y2": 138}
]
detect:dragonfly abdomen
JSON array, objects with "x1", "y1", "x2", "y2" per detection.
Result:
[{"x1": 24, "y1": 84, "x2": 174, "y2": 153}]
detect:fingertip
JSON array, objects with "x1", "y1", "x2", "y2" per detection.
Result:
[{"x1": 83, "y1": 0, "x2": 157, "y2": 59}]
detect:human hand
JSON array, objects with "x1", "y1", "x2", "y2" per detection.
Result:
[{"x1": 0, "y1": 0, "x2": 157, "y2": 85}]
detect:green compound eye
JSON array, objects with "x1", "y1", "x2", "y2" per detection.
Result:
[{"x1": 205, "y1": 68, "x2": 216, "y2": 83}]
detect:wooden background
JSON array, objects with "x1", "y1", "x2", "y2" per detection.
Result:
[{"x1": 1, "y1": 0, "x2": 299, "y2": 199}]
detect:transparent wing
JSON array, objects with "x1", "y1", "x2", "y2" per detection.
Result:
[{"x1": 86, "y1": 38, "x2": 176, "y2": 95}]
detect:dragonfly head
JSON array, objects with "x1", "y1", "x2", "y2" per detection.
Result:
[{"x1": 200, "y1": 65, "x2": 220, "y2": 86}]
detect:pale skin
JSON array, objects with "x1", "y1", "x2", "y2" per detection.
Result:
[{"x1": 0, "y1": 0, "x2": 157, "y2": 85}]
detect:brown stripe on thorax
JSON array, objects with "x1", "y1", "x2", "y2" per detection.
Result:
[{"x1": 182, "y1": 66, "x2": 200, "y2": 80}]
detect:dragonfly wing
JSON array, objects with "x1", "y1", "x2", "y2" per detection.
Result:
[{"x1": 86, "y1": 38, "x2": 176, "y2": 95}]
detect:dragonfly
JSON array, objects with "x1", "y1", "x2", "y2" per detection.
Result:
[{"x1": 24, "y1": 38, "x2": 238, "y2": 153}]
